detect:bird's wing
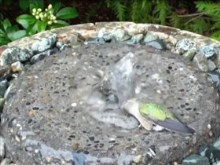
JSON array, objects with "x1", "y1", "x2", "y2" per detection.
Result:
[
  {"x1": 139, "y1": 103, "x2": 175, "y2": 121},
  {"x1": 122, "y1": 99, "x2": 153, "y2": 130},
  {"x1": 139, "y1": 103, "x2": 195, "y2": 134},
  {"x1": 130, "y1": 109, "x2": 153, "y2": 130}
]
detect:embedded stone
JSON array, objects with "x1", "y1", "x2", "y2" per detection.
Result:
[
  {"x1": 127, "y1": 34, "x2": 144, "y2": 44},
  {"x1": 31, "y1": 33, "x2": 57, "y2": 54},
  {"x1": 183, "y1": 48, "x2": 197, "y2": 61},
  {"x1": 182, "y1": 154, "x2": 210, "y2": 165},
  {"x1": 11, "y1": 61, "x2": 24, "y2": 73},
  {"x1": 0, "y1": 47, "x2": 31, "y2": 65},
  {"x1": 199, "y1": 145, "x2": 220, "y2": 164},
  {"x1": 213, "y1": 161, "x2": 220, "y2": 165},
  {"x1": 176, "y1": 39, "x2": 196, "y2": 54},
  {"x1": 111, "y1": 29, "x2": 131, "y2": 41},
  {"x1": 145, "y1": 39, "x2": 166, "y2": 50},
  {"x1": 56, "y1": 41, "x2": 70, "y2": 51},
  {"x1": 30, "y1": 48, "x2": 59, "y2": 64},
  {"x1": 143, "y1": 33, "x2": 158, "y2": 43},
  {"x1": 208, "y1": 60, "x2": 217, "y2": 71},
  {"x1": 193, "y1": 54, "x2": 209, "y2": 72},
  {"x1": 200, "y1": 46, "x2": 218, "y2": 58}
]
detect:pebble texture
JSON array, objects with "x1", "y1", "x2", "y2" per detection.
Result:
[
  {"x1": 1, "y1": 43, "x2": 220, "y2": 164},
  {"x1": 0, "y1": 22, "x2": 220, "y2": 164}
]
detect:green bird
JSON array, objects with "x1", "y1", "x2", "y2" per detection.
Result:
[{"x1": 122, "y1": 99, "x2": 195, "y2": 134}]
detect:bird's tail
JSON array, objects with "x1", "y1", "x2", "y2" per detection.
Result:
[{"x1": 156, "y1": 119, "x2": 195, "y2": 134}]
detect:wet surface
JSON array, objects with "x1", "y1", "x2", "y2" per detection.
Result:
[{"x1": 1, "y1": 43, "x2": 220, "y2": 164}]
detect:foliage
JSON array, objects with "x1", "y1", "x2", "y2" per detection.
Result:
[
  {"x1": 2, "y1": 0, "x2": 220, "y2": 46},
  {"x1": 16, "y1": 3, "x2": 78, "y2": 35},
  {"x1": 195, "y1": 1, "x2": 220, "y2": 40},
  {"x1": 105, "y1": 0, "x2": 171, "y2": 24},
  {"x1": 0, "y1": 0, "x2": 78, "y2": 46},
  {"x1": 106, "y1": 0, "x2": 126, "y2": 21},
  {"x1": 0, "y1": 19, "x2": 26, "y2": 45},
  {"x1": 105, "y1": 0, "x2": 220, "y2": 40}
]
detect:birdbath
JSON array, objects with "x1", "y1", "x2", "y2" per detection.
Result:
[{"x1": 0, "y1": 22, "x2": 220, "y2": 165}]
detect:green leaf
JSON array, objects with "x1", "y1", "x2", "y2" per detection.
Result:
[
  {"x1": 52, "y1": 1, "x2": 62, "y2": 13},
  {"x1": 16, "y1": 14, "x2": 36, "y2": 29},
  {"x1": 5, "y1": 25, "x2": 18, "y2": 34},
  {"x1": 210, "y1": 31, "x2": 220, "y2": 41},
  {"x1": 37, "y1": 21, "x2": 47, "y2": 32},
  {"x1": 111, "y1": 0, "x2": 126, "y2": 21},
  {"x1": 50, "y1": 20, "x2": 69, "y2": 29},
  {"x1": 29, "y1": 0, "x2": 44, "y2": 12},
  {"x1": 155, "y1": 0, "x2": 170, "y2": 25},
  {"x1": 130, "y1": 1, "x2": 139, "y2": 22},
  {"x1": 7, "y1": 30, "x2": 27, "y2": 41},
  {"x1": 27, "y1": 20, "x2": 47, "y2": 35},
  {"x1": 3, "y1": 19, "x2": 12, "y2": 31},
  {"x1": 30, "y1": 0, "x2": 44, "y2": 9},
  {"x1": 19, "y1": 0, "x2": 29, "y2": 11},
  {"x1": 0, "y1": 29, "x2": 5, "y2": 35},
  {"x1": 56, "y1": 7, "x2": 78, "y2": 19},
  {"x1": 170, "y1": 13, "x2": 181, "y2": 28},
  {"x1": 0, "y1": 36, "x2": 10, "y2": 46},
  {"x1": 26, "y1": 25, "x2": 37, "y2": 35},
  {"x1": 187, "y1": 18, "x2": 210, "y2": 34},
  {"x1": 196, "y1": 1, "x2": 220, "y2": 18}
]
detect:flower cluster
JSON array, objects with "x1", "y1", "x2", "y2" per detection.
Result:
[{"x1": 32, "y1": 4, "x2": 57, "y2": 25}]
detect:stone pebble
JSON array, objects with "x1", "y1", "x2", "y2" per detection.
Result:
[
  {"x1": 200, "y1": 45, "x2": 218, "y2": 58},
  {"x1": 11, "y1": 61, "x2": 24, "y2": 73},
  {"x1": 31, "y1": 33, "x2": 57, "y2": 54},
  {"x1": 0, "y1": 48, "x2": 31, "y2": 65}
]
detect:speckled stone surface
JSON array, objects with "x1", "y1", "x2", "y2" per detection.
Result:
[
  {"x1": 0, "y1": 43, "x2": 219, "y2": 165},
  {"x1": 0, "y1": 22, "x2": 220, "y2": 165}
]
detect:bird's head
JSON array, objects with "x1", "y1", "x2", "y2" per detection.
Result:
[{"x1": 121, "y1": 98, "x2": 139, "y2": 114}]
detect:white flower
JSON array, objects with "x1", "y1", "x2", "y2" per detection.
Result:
[
  {"x1": 37, "y1": 8, "x2": 42, "y2": 12},
  {"x1": 48, "y1": 21, "x2": 52, "y2": 25},
  {"x1": 48, "y1": 4, "x2": 52, "y2": 9},
  {"x1": 32, "y1": 8, "x2": 36, "y2": 15},
  {"x1": 50, "y1": 15, "x2": 56, "y2": 20},
  {"x1": 39, "y1": 13, "x2": 44, "y2": 19}
]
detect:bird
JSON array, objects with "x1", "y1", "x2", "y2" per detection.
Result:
[{"x1": 122, "y1": 98, "x2": 195, "y2": 134}]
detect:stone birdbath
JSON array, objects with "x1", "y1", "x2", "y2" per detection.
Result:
[{"x1": 0, "y1": 22, "x2": 220, "y2": 165}]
